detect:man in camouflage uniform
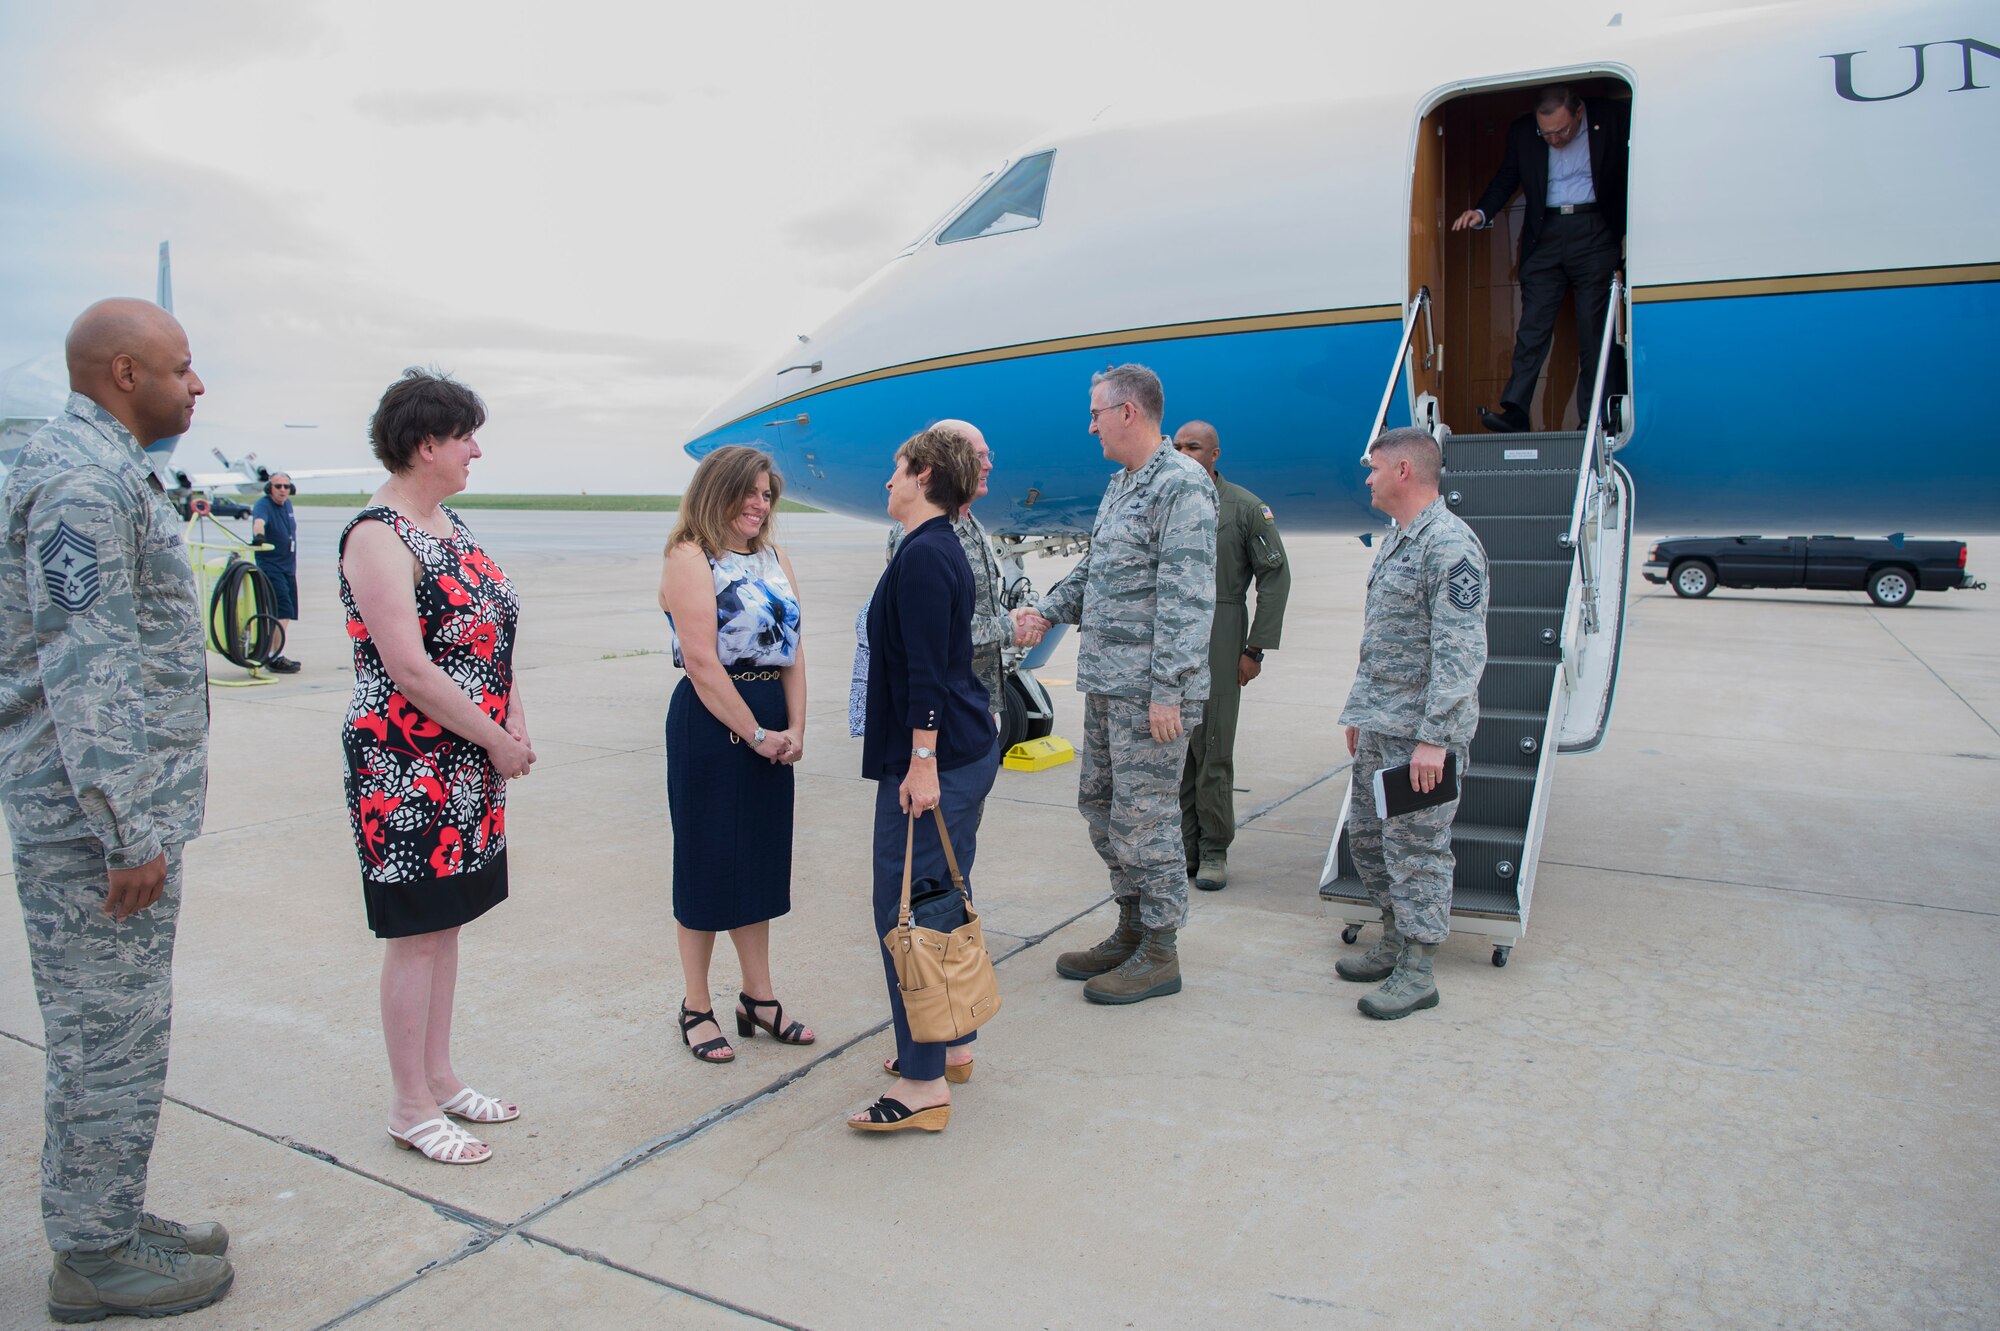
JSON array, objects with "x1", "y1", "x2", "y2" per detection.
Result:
[
  {"x1": 1170, "y1": 421, "x2": 1290, "y2": 892},
  {"x1": 1, "y1": 299, "x2": 234, "y2": 1320},
  {"x1": 884, "y1": 420, "x2": 1009, "y2": 724},
  {"x1": 1018, "y1": 365, "x2": 1216, "y2": 1005},
  {"x1": 1338, "y1": 426, "x2": 1488, "y2": 1020}
]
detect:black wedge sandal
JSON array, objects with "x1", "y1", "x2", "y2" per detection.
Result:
[
  {"x1": 679, "y1": 1002, "x2": 735, "y2": 1064},
  {"x1": 736, "y1": 993, "x2": 815, "y2": 1045},
  {"x1": 848, "y1": 1095, "x2": 950, "y2": 1133}
]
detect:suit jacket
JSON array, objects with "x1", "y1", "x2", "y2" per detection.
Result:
[{"x1": 1473, "y1": 98, "x2": 1630, "y2": 263}]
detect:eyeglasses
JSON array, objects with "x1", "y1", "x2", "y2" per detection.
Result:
[
  {"x1": 1088, "y1": 401, "x2": 1130, "y2": 424},
  {"x1": 1535, "y1": 115, "x2": 1583, "y2": 143},
  {"x1": 270, "y1": 483, "x2": 292, "y2": 491}
]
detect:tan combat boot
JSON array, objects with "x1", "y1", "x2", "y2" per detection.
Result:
[
  {"x1": 48, "y1": 1237, "x2": 234, "y2": 1323},
  {"x1": 1055, "y1": 898, "x2": 1143, "y2": 980},
  {"x1": 1193, "y1": 855, "x2": 1228, "y2": 892},
  {"x1": 1083, "y1": 927, "x2": 1182, "y2": 1005},
  {"x1": 1357, "y1": 939, "x2": 1440, "y2": 1020},
  {"x1": 1335, "y1": 908, "x2": 1403, "y2": 983},
  {"x1": 137, "y1": 1211, "x2": 230, "y2": 1257}
]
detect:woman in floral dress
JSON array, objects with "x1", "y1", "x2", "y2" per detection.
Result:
[{"x1": 340, "y1": 369, "x2": 535, "y2": 1166}]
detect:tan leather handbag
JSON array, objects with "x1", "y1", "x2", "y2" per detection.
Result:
[{"x1": 884, "y1": 810, "x2": 1001, "y2": 1043}]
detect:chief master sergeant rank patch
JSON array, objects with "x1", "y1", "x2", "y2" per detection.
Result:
[
  {"x1": 38, "y1": 520, "x2": 101, "y2": 614},
  {"x1": 1447, "y1": 555, "x2": 1483, "y2": 611}
]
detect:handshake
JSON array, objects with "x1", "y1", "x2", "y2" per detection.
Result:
[{"x1": 1009, "y1": 607, "x2": 1052, "y2": 648}]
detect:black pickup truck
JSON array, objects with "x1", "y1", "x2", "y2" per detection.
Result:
[{"x1": 1642, "y1": 535, "x2": 1985, "y2": 607}]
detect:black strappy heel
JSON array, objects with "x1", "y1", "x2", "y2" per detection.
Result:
[
  {"x1": 679, "y1": 1002, "x2": 735, "y2": 1064},
  {"x1": 736, "y1": 993, "x2": 815, "y2": 1045},
  {"x1": 848, "y1": 1095, "x2": 950, "y2": 1133}
]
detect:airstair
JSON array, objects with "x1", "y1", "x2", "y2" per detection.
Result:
[{"x1": 1320, "y1": 281, "x2": 1634, "y2": 966}]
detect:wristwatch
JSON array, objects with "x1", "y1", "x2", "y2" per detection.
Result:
[
  {"x1": 1241, "y1": 647, "x2": 1265, "y2": 663},
  {"x1": 752, "y1": 727, "x2": 768, "y2": 747},
  {"x1": 910, "y1": 746, "x2": 937, "y2": 760}
]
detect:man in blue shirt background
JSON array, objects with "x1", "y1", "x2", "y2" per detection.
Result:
[{"x1": 250, "y1": 473, "x2": 302, "y2": 673}]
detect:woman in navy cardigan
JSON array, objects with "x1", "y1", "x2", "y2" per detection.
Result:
[{"x1": 850, "y1": 425, "x2": 996, "y2": 1134}]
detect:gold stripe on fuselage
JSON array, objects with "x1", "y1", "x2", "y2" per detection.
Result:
[
  {"x1": 714, "y1": 305, "x2": 1402, "y2": 432},
  {"x1": 1632, "y1": 261, "x2": 1999, "y2": 304},
  {"x1": 712, "y1": 262, "x2": 1996, "y2": 434}
]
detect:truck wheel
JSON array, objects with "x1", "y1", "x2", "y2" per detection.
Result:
[
  {"x1": 1671, "y1": 561, "x2": 1715, "y2": 598},
  {"x1": 1868, "y1": 567, "x2": 1915, "y2": 608}
]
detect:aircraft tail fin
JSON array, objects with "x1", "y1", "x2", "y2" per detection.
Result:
[{"x1": 157, "y1": 242, "x2": 173, "y2": 313}]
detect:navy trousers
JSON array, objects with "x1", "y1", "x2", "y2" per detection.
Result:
[{"x1": 871, "y1": 740, "x2": 1000, "y2": 1081}]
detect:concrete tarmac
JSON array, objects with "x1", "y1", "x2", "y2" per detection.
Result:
[{"x1": 2, "y1": 509, "x2": 1995, "y2": 1329}]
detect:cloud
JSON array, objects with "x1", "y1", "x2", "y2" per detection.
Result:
[{"x1": 351, "y1": 91, "x2": 538, "y2": 127}]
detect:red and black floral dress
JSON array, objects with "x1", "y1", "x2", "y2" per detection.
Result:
[{"x1": 339, "y1": 505, "x2": 518, "y2": 938}]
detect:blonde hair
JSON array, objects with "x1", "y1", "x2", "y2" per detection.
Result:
[{"x1": 667, "y1": 445, "x2": 783, "y2": 557}]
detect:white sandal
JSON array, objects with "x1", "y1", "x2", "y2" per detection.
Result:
[
  {"x1": 439, "y1": 1086, "x2": 520, "y2": 1124},
  {"x1": 388, "y1": 1117, "x2": 491, "y2": 1164}
]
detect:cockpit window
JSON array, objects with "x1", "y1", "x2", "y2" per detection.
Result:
[{"x1": 936, "y1": 152, "x2": 1055, "y2": 244}]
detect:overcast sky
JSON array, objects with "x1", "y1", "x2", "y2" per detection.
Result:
[{"x1": 2, "y1": 0, "x2": 1652, "y2": 493}]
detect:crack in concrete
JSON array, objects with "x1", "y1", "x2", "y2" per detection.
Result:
[
  {"x1": 1539, "y1": 857, "x2": 2000, "y2": 919},
  {"x1": 1238, "y1": 762, "x2": 1349, "y2": 829},
  {"x1": 1866, "y1": 607, "x2": 2000, "y2": 738},
  {"x1": 511, "y1": 1233, "x2": 815, "y2": 1329}
]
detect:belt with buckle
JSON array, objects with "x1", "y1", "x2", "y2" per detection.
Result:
[
  {"x1": 1553, "y1": 202, "x2": 1600, "y2": 215},
  {"x1": 729, "y1": 669, "x2": 781, "y2": 681}
]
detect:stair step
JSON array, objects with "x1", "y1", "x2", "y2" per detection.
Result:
[
  {"x1": 1470, "y1": 708, "x2": 1550, "y2": 771},
  {"x1": 1487, "y1": 607, "x2": 1565, "y2": 660},
  {"x1": 1321, "y1": 857, "x2": 1522, "y2": 919},
  {"x1": 1443, "y1": 472, "x2": 1577, "y2": 519},
  {"x1": 1489, "y1": 558, "x2": 1575, "y2": 609},
  {"x1": 1465, "y1": 514, "x2": 1576, "y2": 562},
  {"x1": 1445, "y1": 433, "x2": 1586, "y2": 473},
  {"x1": 1480, "y1": 657, "x2": 1559, "y2": 714},
  {"x1": 1459, "y1": 768, "x2": 1536, "y2": 827},
  {"x1": 1447, "y1": 822, "x2": 1529, "y2": 915}
]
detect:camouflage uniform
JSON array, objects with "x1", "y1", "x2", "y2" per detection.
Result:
[
  {"x1": 0, "y1": 393, "x2": 208, "y2": 1252},
  {"x1": 1035, "y1": 441, "x2": 1216, "y2": 930},
  {"x1": 1180, "y1": 476, "x2": 1290, "y2": 867},
  {"x1": 886, "y1": 512, "x2": 1007, "y2": 714},
  {"x1": 1338, "y1": 496, "x2": 1487, "y2": 945}
]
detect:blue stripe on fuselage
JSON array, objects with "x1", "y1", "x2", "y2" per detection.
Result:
[
  {"x1": 686, "y1": 279, "x2": 2000, "y2": 535},
  {"x1": 687, "y1": 319, "x2": 1410, "y2": 535},
  {"x1": 1626, "y1": 278, "x2": 1998, "y2": 532}
]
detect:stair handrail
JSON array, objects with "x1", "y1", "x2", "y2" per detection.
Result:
[
  {"x1": 1569, "y1": 273, "x2": 1627, "y2": 637},
  {"x1": 1359, "y1": 287, "x2": 1435, "y2": 460},
  {"x1": 1580, "y1": 273, "x2": 1626, "y2": 482}
]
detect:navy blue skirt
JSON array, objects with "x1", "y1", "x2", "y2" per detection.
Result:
[{"x1": 665, "y1": 674, "x2": 794, "y2": 931}]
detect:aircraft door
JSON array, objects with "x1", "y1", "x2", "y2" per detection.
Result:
[{"x1": 1409, "y1": 75, "x2": 1632, "y2": 435}]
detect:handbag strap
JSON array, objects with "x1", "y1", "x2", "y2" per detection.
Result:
[{"x1": 899, "y1": 806, "x2": 971, "y2": 926}]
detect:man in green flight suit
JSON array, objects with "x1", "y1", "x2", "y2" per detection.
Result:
[{"x1": 1171, "y1": 421, "x2": 1290, "y2": 892}]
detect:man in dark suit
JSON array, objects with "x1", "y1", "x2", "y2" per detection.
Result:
[{"x1": 1453, "y1": 85, "x2": 1630, "y2": 433}]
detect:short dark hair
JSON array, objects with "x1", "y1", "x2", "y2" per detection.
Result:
[
  {"x1": 1535, "y1": 85, "x2": 1581, "y2": 116},
  {"x1": 1368, "y1": 426, "x2": 1443, "y2": 486},
  {"x1": 1092, "y1": 363, "x2": 1165, "y2": 425},
  {"x1": 896, "y1": 424, "x2": 980, "y2": 511},
  {"x1": 369, "y1": 367, "x2": 486, "y2": 473}
]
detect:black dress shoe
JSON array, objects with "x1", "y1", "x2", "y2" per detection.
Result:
[
  {"x1": 265, "y1": 656, "x2": 302, "y2": 674},
  {"x1": 1479, "y1": 405, "x2": 1530, "y2": 434}
]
